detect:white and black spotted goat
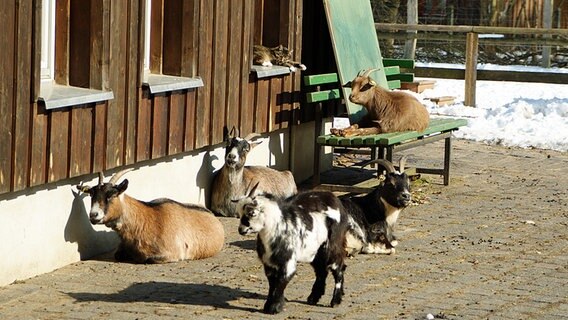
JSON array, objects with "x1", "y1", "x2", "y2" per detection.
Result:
[
  {"x1": 235, "y1": 183, "x2": 348, "y2": 314},
  {"x1": 342, "y1": 156, "x2": 411, "y2": 255}
]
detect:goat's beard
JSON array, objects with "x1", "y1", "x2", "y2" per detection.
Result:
[
  {"x1": 225, "y1": 160, "x2": 245, "y2": 170},
  {"x1": 225, "y1": 159, "x2": 237, "y2": 168},
  {"x1": 396, "y1": 197, "x2": 411, "y2": 208}
]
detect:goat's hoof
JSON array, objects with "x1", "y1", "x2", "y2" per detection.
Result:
[
  {"x1": 330, "y1": 128, "x2": 342, "y2": 136},
  {"x1": 330, "y1": 296, "x2": 343, "y2": 307},
  {"x1": 263, "y1": 300, "x2": 284, "y2": 314},
  {"x1": 307, "y1": 294, "x2": 321, "y2": 306}
]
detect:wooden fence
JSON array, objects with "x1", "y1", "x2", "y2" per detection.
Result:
[{"x1": 376, "y1": 23, "x2": 568, "y2": 106}]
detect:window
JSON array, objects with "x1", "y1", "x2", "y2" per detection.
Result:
[
  {"x1": 142, "y1": 0, "x2": 203, "y2": 94},
  {"x1": 252, "y1": 0, "x2": 296, "y2": 78},
  {"x1": 38, "y1": 0, "x2": 113, "y2": 110}
]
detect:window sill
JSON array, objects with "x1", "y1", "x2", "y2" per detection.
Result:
[
  {"x1": 39, "y1": 82, "x2": 114, "y2": 110},
  {"x1": 143, "y1": 74, "x2": 204, "y2": 94},
  {"x1": 251, "y1": 65, "x2": 294, "y2": 79}
]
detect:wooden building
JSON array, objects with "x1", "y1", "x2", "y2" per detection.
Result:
[
  {"x1": 0, "y1": 0, "x2": 344, "y2": 286},
  {"x1": 0, "y1": 0, "x2": 307, "y2": 196}
]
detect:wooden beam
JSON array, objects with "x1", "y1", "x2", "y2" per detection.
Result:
[
  {"x1": 415, "y1": 66, "x2": 568, "y2": 84},
  {"x1": 464, "y1": 32, "x2": 478, "y2": 107},
  {"x1": 377, "y1": 31, "x2": 568, "y2": 46},
  {"x1": 375, "y1": 23, "x2": 568, "y2": 36}
]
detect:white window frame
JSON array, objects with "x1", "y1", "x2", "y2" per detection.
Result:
[
  {"x1": 143, "y1": 0, "x2": 152, "y2": 72},
  {"x1": 41, "y1": 0, "x2": 56, "y2": 81}
]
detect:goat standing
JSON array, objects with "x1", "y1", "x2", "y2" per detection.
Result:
[
  {"x1": 210, "y1": 127, "x2": 297, "y2": 217},
  {"x1": 77, "y1": 169, "x2": 224, "y2": 263},
  {"x1": 342, "y1": 157, "x2": 411, "y2": 255},
  {"x1": 331, "y1": 68, "x2": 430, "y2": 137},
  {"x1": 235, "y1": 183, "x2": 348, "y2": 314}
]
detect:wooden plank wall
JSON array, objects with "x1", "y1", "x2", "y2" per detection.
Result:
[{"x1": 0, "y1": 0, "x2": 304, "y2": 196}]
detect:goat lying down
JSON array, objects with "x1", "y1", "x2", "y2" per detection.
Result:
[
  {"x1": 342, "y1": 157, "x2": 411, "y2": 255},
  {"x1": 331, "y1": 68, "x2": 430, "y2": 137},
  {"x1": 211, "y1": 127, "x2": 297, "y2": 217},
  {"x1": 77, "y1": 169, "x2": 224, "y2": 263},
  {"x1": 235, "y1": 183, "x2": 348, "y2": 314}
]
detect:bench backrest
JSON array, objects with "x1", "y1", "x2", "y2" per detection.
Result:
[{"x1": 304, "y1": 59, "x2": 415, "y2": 105}]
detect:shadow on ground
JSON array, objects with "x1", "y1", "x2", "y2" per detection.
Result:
[
  {"x1": 67, "y1": 282, "x2": 263, "y2": 312},
  {"x1": 229, "y1": 239, "x2": 256, "y2": 250}
]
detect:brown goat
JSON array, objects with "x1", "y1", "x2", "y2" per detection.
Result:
[
  {"x1": 77, "y1": 169, "x2": 224, "y2": 263},
  {"x1": 210, "y1": 127, "x2": 297, "y2": 217},
  {"x1": 330, "y1": 68, "x2": 430, "y2": 137}
]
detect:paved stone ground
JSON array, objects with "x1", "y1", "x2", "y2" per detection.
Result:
[{"x1": 0, "y1": 140, "x2": 566, "y2": 320}]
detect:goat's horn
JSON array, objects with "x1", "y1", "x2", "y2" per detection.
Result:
[
  {"x1": 398, "y1": 155, "x2": 408, "y2": 173},
  {"x1": 248, "y1": 181, "x2": 260, "y2": 198},
  {"x1": 98, "y1": 172, "x2": 104, "y2": 186},
  {"x1": 244, "y1": 132, "x2": 261, "y2": 141},
  {"x1": 108, "y1": 168, "x2": 133, "y2": 185},
  {"x1": 361, "y1": 68, "x2": 381, "y2": 78},
  {"x1": 362, "y1": 159, "x2": 396, "y2": 173}
]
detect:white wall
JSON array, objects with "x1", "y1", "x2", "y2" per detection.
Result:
[
  {"x1": 290, "y1": 119, "x2": 334, "y2": 183},
  {"x1": 0, "y1": 129, "x2": 303, "y2": 287}
]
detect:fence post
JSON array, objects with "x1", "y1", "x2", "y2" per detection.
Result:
[
  {"x1": 542, "y1": 0, "x2": 553, "y2": 68},
  {"x1": 404, "y1": 0, "x2": 418, "y2": 59},
  {"x1": 464, "y1": 32, "x2": 478, "y2": 107}
]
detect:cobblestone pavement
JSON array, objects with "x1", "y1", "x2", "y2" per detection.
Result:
[{"x1": 1, "y1": 140, "x2": 566, "y2": 319}]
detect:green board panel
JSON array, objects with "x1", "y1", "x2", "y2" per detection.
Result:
[
  {"x1": 323, "y1": 0, "x2": 388, "y2": 124},
  {"x1": 306, "y1": 89, "x2": 342, "y2": 103},
  {"x1": 304, "y1": 73, "x2": 339, "y2": 86}
]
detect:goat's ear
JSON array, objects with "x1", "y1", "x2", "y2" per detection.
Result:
[
  {"x1": 342, "y1": 81, "x2": 352, "y2": 88},
  {"x1": 116, "y1": 179, "x2": 129, "y2": 194}
]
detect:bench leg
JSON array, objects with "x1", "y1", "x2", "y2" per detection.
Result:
[
  {"x1": 378, "y1": 147, "x2": 385, "y2": 160},
  {"x1": 369, "y1": 147, "x2": 377, "y2": 168},
  {"x1": 443, "y1": 136, "x2": 452, "y2": 186},
  {"x1": 375, "y1": 147, "x2": 394, "y2": 176},
  {"x1": 386, "y1": 147, "x2": 393, "y2": 162}
]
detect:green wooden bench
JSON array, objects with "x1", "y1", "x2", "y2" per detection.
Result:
[{"x1": 305, "y1": 61, "x2": 467, "y2": 189}]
